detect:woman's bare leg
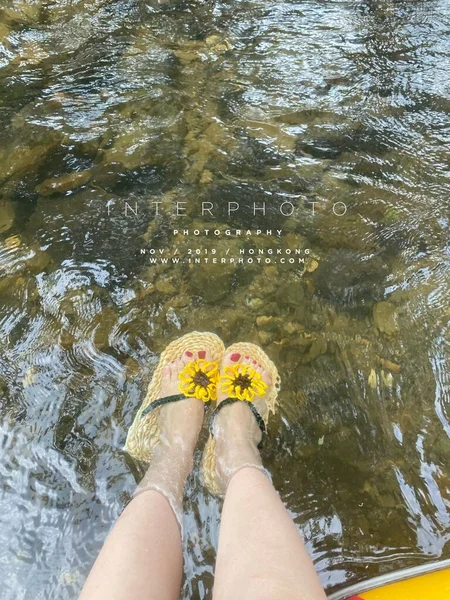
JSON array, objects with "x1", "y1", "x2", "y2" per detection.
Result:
[
  {"x1": 212, "y1": 353, "x2": 326, "y2": 600},
  {"x1": 79, "y1": 352, "x2": 206, "y2": 600}
]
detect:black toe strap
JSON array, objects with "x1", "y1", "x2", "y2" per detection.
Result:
[
  {"x1": 141, "y1": 393, "x2": 210, "y2": 418},
  {"x1": 141, "y1": 394, "x2": 186, "y2": 418},
  {"x1": 209, "y1": 398, "x2": 266, "y2": 449}
]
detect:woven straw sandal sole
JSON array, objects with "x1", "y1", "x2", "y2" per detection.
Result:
[
  {"x1": 201, "y1": 342, "x2": 281, "y2": 495},
  {"x1": 125, "y1": 331, "x2": 225, "y2": 463}
]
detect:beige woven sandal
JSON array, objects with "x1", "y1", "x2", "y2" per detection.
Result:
[
  {"x1": 202, "y1": 342, "x2": 281, "y2": 495},
  {"x1": 125, "y1": 331, "x2": 225, "y2": 463}
]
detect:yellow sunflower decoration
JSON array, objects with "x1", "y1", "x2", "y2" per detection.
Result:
[
  {"x1": 179, "y1": 359, "x2": 219, "y2": 402},
  {"x1": 219, "y1": 364, "x2": 268, "y2": 402}
]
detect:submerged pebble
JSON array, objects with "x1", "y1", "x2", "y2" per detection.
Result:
[
  {"x1": 368, "y1": 368, "x2": 377, "y2": 389},
  {"x1": 373, "y1": 301, "x2": 399, "y2": 336},
  {"x1": 0, "y1": 200, "x2": 15, "y2": 233}
]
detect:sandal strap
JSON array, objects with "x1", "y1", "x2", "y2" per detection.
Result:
[
  {"x1": 209, "y1": 397, "x2": 266, "y2": 448},
  {"x1": 141, "y1": 394, "x2": 187, "y2": 418}
]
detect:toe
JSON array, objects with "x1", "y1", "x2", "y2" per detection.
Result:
[
  {"x1": 160, "y1": 357, "x2": 184, "y2": 397},
  {"x1": 171, "y1": 357, "x2": 183, "y2": 381},
  {"x1": 218, "y1": 351, "x2": 239, "y2": 400},
  {"x1": 199, "y1": 349, "x2": 213, "y2": 363},
  {"x1": 257, "y1": 363, "x2": 271, "y2": 386},
  {"x1": 162, "y1": 363, "x2": 172, "y2": 380},
  {"x1": 179, "y1": 353, "x2": 192, "y2": 369},
  {"x1": 224, "y1": 351, "x2": 241, "y2": 366},
  {"x1": 243, "y1": 354, "x2": 253, "y2": 366}
]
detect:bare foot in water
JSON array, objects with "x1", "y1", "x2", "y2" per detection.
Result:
[
  {"x1": 136, "y1": 350, "x2": 212, "y2": 518},
  {"x1": 157, "y1": 350, "x2": 208, "y2": 451},
  {"x1": 212, "y1": 351, "x2": 272, "y2": 493}
]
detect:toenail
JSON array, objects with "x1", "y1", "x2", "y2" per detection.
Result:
[
  {"x1": 245, "y1": 355, "x2": 250, "y2": 360},
  {"x1": 198, "y1": 350, "x2": 206, "y2": 359},
  {"x1": 185, "y1": 351, "x2": 193, "y2": 357},
  {"x1": 252, "y1": 360, "x2": 257, "y2": 364},
  {"x1": 230, "y1": 353, "x2": 240, "y2": 362}
]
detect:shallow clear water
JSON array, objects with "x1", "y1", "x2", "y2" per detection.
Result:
[{"x1": 0, "y1": 0, "x2": 449, "y2": 598}]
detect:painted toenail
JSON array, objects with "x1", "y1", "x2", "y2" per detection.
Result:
[
  {"x1": 245, "y1": 355, "x2": 250, "y2": 360},
  {"x1": 230, "y1": 353, "x2": 240, "y2": 362},
  {"x1": 252, "y1": 360, "x2": 257, "y2": 364},
  {"x1": 185, "y1": 351, "x2": 193, "y2": 357},
  {"x1": 198, "y1": 350, "x2": 206, "y2": 359}
]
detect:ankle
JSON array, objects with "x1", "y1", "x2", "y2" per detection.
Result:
[
  {"x1": 135, "y1": 440, "x2": 194, "y2": 516},
  {"x1": 214, "y1": 401, "x2": 262, "y2": 447},
  {"x1": 216, "y1": 435, "x2": 262, "y2": 464},
  {"x1": 214, "y1": 432, "x2": 263, "y2": 493},
  {"x1": 153, "y1": 437, "x2": 195, "y2": 476}
]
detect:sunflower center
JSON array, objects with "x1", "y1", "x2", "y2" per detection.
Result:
[
  {"x1": 193, "y1": 370, "x2": 211, "y2": 388},
  {"x1": 233, "y1": 374, "x2": 252, "y2": 390}
]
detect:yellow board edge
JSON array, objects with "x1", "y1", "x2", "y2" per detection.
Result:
[{"x1": 349, "y1": 568, "x2": 450, "y2": 600}]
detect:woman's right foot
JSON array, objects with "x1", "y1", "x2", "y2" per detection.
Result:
[
  {"x1": 136, "y1": 349, "x2": 210, "y2": 514},
  {"x1": 212, "y1": 352, "x2": 272, "y2": 493}
]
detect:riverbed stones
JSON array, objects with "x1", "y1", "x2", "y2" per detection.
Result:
[
  {"x1": 368, "y1": 368, "x2": 377, "y2": 389},
  {"x1": 36, "y1": 170, "x2": 92, "y2": 196},
  {"x1": 256, "y1": 315, "x2": 283, "y2": 331},
  {"x1": 0, "y1": 141, "x2": 56, "y2": 184},
  {"x1": 0, "y1": 200, "x2": 15, "y2": 233},
  {"x1": 60, "y1": 329, "x2": 75, "y2": 350},
  {"x1": 0, "y1": 22, "x2": 9, "y2": 42},
  {"x1": 187, "y1": 261, "x2": 235, "y2": 303},
  {"x1": 305, "y1": 258, "x2": 319, "y2": 273},
  {"x1": 205, "y1": 35, "x2": 233, "y2": 53},
  {"x1": 0, "y1": 4, "x2": 41, "y2": 26},
  {"x1": 26, "y1": 249, "x2": 51, "y2": 273},
  {"x1": 93, "y1": 307, "x2": 117, "y2": 351},
  {"x1": 283, "y1": 321, "x2": 304, "y2": 335},
  {"x1": 246, "y1": 297, "x2": 264, "y2": 310},
  {"x1": 102, "y1": 113, "x2": 184, "y2": 172},
  {"x1": 314, "y1": 249, "x2": 388, "y2": 309},
  {"x1": 155, "y1": 276, "x2": 177, "y2": 296},
  {"x1": 257, "y1": 330, "x2": 272, "y2": 345},
  {"x1": 373, "y1": 301, "x2": 398, "y2": 336},
  {"x1": 276, "y1": 279, "x2": 305, "y2": 307},
  {"x1": 200, "y1": 169, "x2": 213, "y2": 184},
  {"x1": 377, "y1": 356, "x2": 401, "y2": 373},
  {"x1": 304, "y1": 336, "x2": 328, "y2": 363},
  {"x1": 381, "y1": 370, "x2": 393, "y2": 388},
  {"x1": 238, "y1": 120, "x2": 297, "y2": 153}
]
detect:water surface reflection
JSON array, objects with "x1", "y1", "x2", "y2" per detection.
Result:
[{"x1": 0, "y1": 1, "x2": 449, "y2": 598}]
